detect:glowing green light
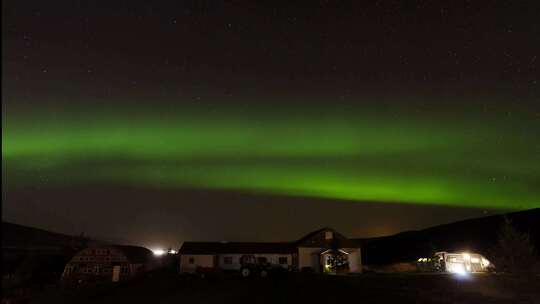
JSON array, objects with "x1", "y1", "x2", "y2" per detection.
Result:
[{"x1": 2, "y1": 105, "x2": 539, "y2": 210}]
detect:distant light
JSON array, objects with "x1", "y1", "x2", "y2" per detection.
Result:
[
  {"x1": 481, "y1": 258, "x2": 490, "y2": 267},
  {"x1": 471, "y1": 257, "x2": 480, "y2": 263},
  {"x1": 168, "y1": 249, "x2": 177, "y2": 254},
  {"x1": 153, "y1": 249, "x2": 166, "y2": 256},
  {"x1": 462, "y1": 253, "x2": 471, "y2": 260}
]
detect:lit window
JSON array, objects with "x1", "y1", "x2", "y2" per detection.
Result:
[
  {"x1": 224, "y1": 257, "x2": 233, "y2": 264},
  {"x1": 325, "y1": 231, "x2": 333, "y2": 240},
  {"x1": 279, "y1": 257, "x2": 288, "y2": 264}
]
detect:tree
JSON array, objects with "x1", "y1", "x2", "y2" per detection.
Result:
[{"x1": 490, "y1": 218, "x2": 540, "y2": 275}]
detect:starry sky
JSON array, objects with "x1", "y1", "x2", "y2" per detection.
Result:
[{"x1": 2, "y1": 0, "x2": 539, "y2": 249}]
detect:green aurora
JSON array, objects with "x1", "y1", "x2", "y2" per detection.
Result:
[{"x1": 2, "y1": 105, "x2": 539, "y2": 210}]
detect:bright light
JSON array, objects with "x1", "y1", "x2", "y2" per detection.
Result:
[
  {"x1": 471, "y1": 258, "x2": 480, "y2": 263},
  {"x1": 153, "y1": 249, "x2": 166, "y2": 256},
  {"x1": 168, "y1": 249, "x2": 177, "y2": 254},
  {"x1": 462, "y1": 253, "x2": 471, "y2": 260},
  {"x1": 481, "y1": 258, "x2": 490, "y2": 267},
  {"x1": 448, "y1": 264, "x2": 467, "y2": 275}
]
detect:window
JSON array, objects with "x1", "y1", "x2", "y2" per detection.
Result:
[
  {"x1": 189, "y1": 257, "x2": 195, "y2": 264},
  {"x1": 447, "y1": 256, "x2": 463, "y2": 263},
  {"x1": 224, "y1": 257, "x2": 233, "y2": 264},
  {"x1": 257, "y1": 257, "x2": 268, "y2": 264},
  {"x1": 279, "y1": 257, "x2": 288, "y2": 265},
  {"x1": 325, "y1": 231, "x2": 333, "y2": 240}
]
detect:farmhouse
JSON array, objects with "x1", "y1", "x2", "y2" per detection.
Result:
[
  {"x1": 179, "y1": 227, "x2": 362, "y2": 274},
  {"x1": 62, "y1": 245, "x2": 155, "y2": 281}
]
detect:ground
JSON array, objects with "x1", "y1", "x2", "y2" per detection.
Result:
[{"x1": 6, "y1": 271, "x2": 540, "y2": 304}]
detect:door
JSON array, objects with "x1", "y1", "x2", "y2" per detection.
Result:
[{"x1": 112, "y1": 265, "x2": 121, "y2": 282}]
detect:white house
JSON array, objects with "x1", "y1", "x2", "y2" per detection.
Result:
[{"x1": 179, "y1": 227, "x2": 362, "y2": 274}]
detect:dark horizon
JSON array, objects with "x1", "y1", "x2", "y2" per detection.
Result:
[{"x1": 3, "y1": 185, "x2": 512, "y2": 250}]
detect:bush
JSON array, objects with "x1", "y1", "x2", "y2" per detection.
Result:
[{"x1": 489, "y1": 218, "x2": 540, "y2": 275}]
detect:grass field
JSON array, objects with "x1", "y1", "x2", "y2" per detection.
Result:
[{"x1": 10, "y1": 271, "x2": 540, "y2": 304}]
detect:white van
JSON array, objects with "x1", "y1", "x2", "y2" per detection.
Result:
[{"x1": 433, "y1": 251, "x2": 491, "y2": 274}]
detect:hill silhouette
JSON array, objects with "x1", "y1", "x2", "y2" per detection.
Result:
[{"x1": 356, "y1": 208, "x2": 540, "y2": 265}]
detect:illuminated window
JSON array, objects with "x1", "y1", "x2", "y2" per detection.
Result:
[
  {"x1": 279, "y1": 257, "x2": 288, "y2": 264},
  {"x1": 448, "y1": 256, "x2": 463, "y2": 263},
  {"x1": 224, "y1": 257, "x2": 233, "y2": 264},
  {"x1": 325, "y1": 231, "x2": 333, "y2": 240}
]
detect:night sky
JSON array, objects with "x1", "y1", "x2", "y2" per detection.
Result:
[{"x1": 2, "y1": 0, "x2": 539, "y2": 250}]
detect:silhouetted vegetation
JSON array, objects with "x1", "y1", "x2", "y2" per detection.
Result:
[{"x1": 490, "y1": 218, "x2": 540, "y2": 275}]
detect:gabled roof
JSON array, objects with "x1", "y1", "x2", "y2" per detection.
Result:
[
  {"x1": 295, "y1": 227, "x2": 334, "y2": 244},
  {"x1": 179, "y1": 227, "x2": 360, "y2": 255},
  {"x1": 179, "y1": 242, "x2": 296, "y2": 255},
  {"x1": 295, "y1": 227, "x2": 359, "y2": 248}
]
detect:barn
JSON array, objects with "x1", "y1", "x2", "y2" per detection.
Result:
[
  {"x1": 179, "y1": 228, "x2": 362, "y2": 274},
  {"x1": 62, "y1": 245, "x2": 155, "y2": 281}
]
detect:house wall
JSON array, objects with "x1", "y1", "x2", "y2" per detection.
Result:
[
  {"x1": 179, "y1": 254, "x2": 214, "y2": 273},
  {"x1": 298, "y1": 247, "x2": 362, "y2": 273},
  {"x1": 217, "y1": 254, "x2": 293, "y2": 271},
  {"x1": 63, "y1": 247, "x2": 129, "y2": 279},
  {"x1": 298, "y1": 247, "x2": 323, "y2": 273},
  {"x1": 344, "y1": 248, "x2": 362, "y2": 273}
]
